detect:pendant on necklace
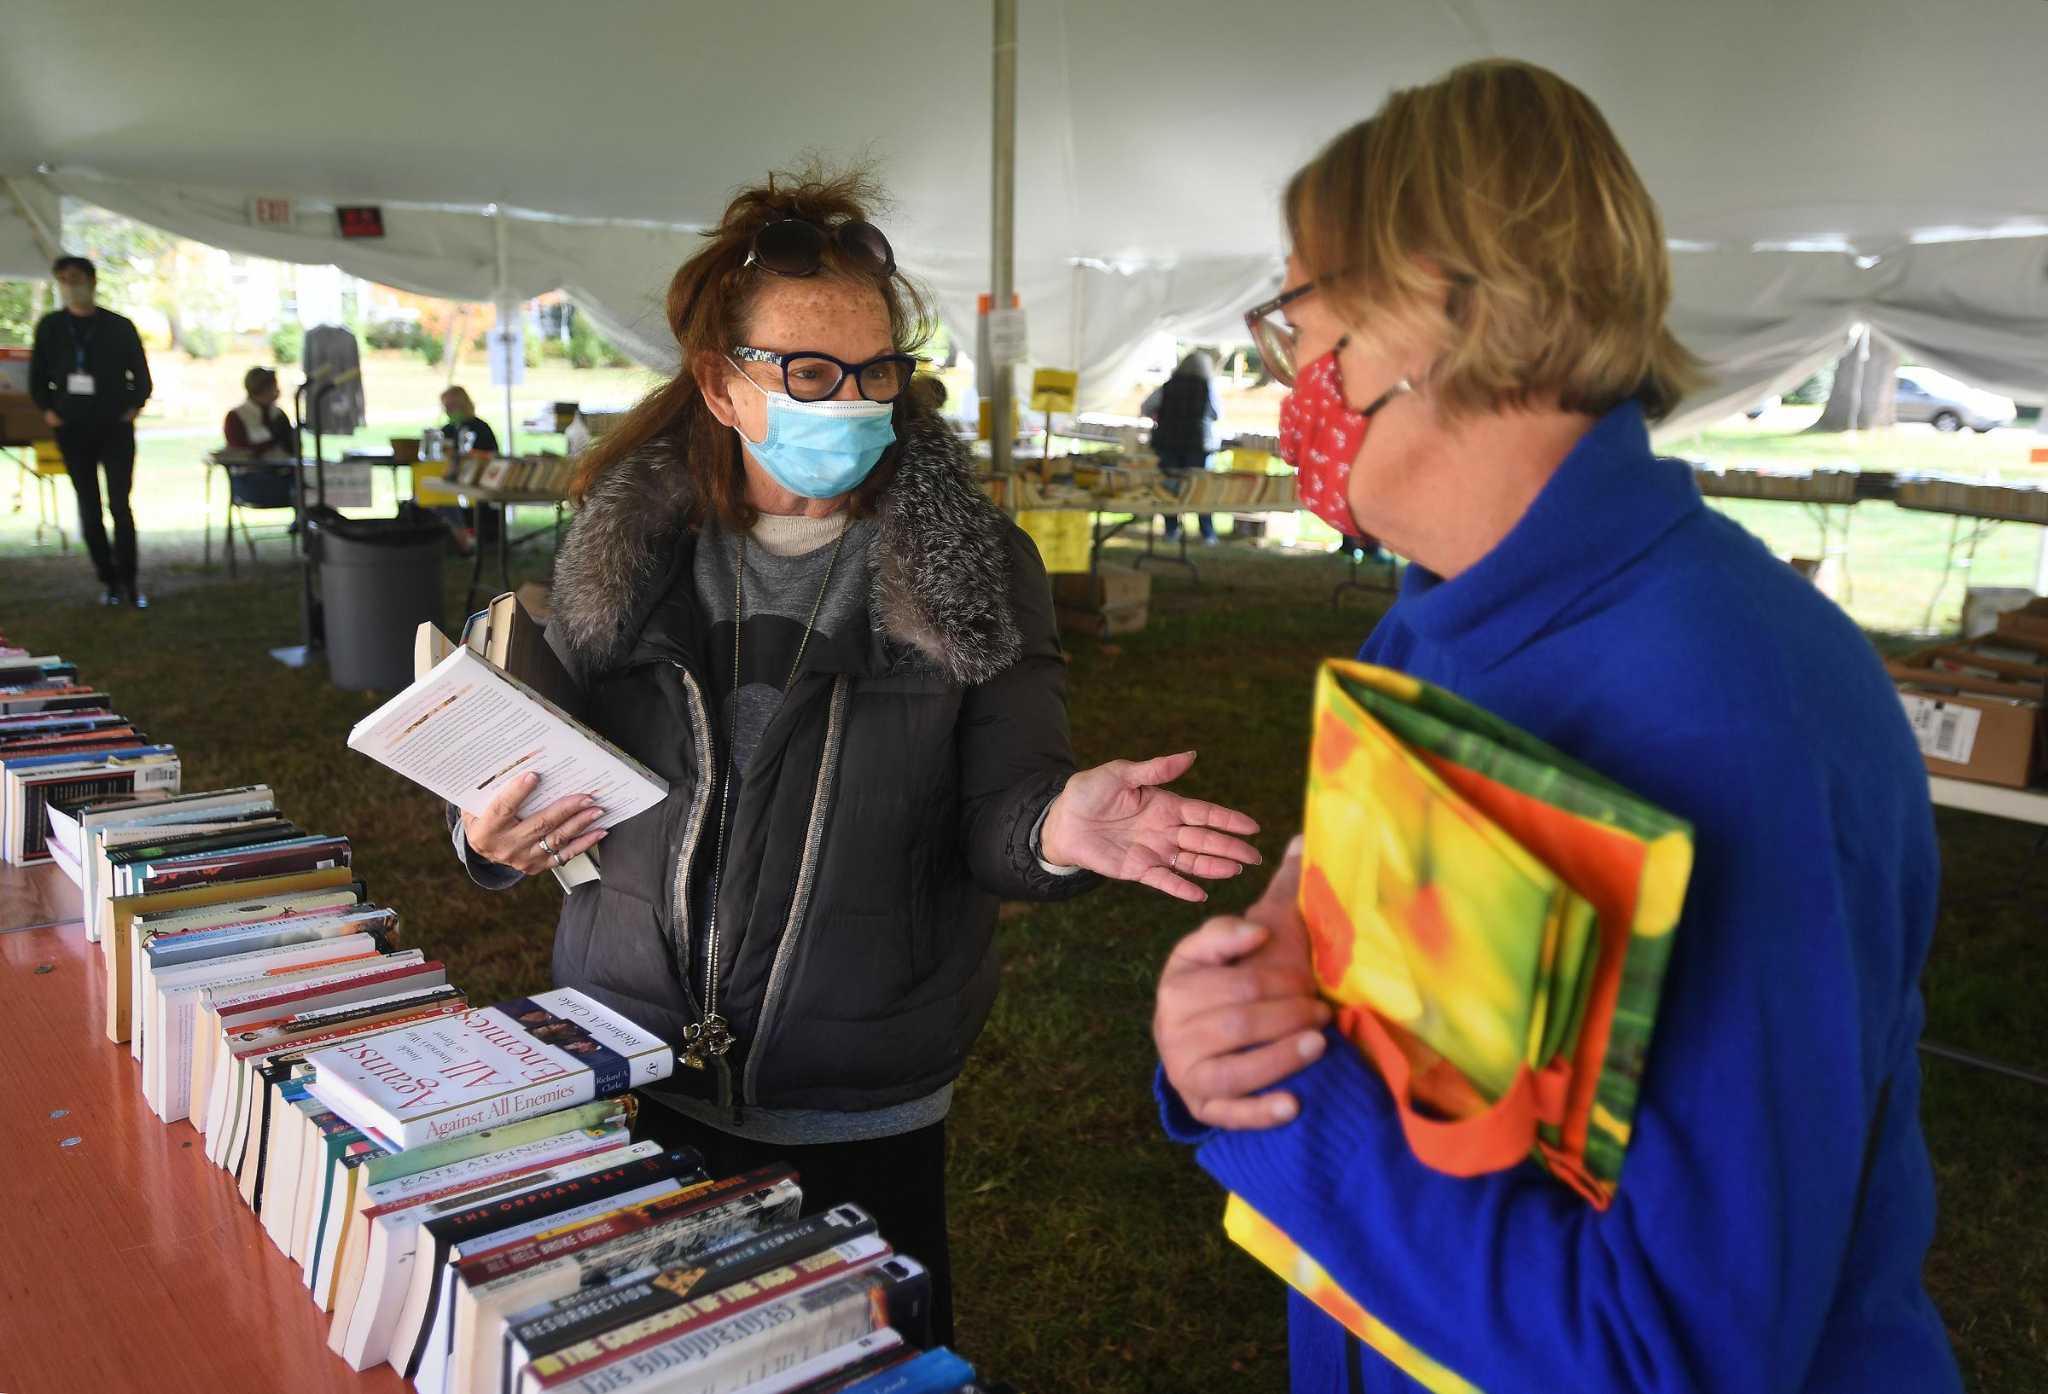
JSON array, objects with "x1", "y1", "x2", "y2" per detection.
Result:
[{"x1": 680, "y1": 1014, "x2": 734, "y2": 1069}]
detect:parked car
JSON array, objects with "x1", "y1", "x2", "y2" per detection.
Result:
[
  {"x1": 1894, "y1": 367, "x2": 2017, "y2": 433},
  {"x1": 1744, "y1": 393, "x2": 1782, "y2": 420}
]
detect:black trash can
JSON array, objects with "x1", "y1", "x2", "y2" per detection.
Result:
[{"x1": 308, "y1": 508, "x2": 449, "y2": 691}]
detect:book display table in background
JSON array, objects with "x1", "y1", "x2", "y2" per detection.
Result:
[
  {"x1": 447, "y1": 482, "x2": 571, "y2": 616},
  {"x1": 2, "y1": 439, "x2": 71, "y2": 552},
  {"x1": 0, "y1": 862, "x2": 406, "y2": 1393},
  {"x1": 1918, "y1": 777, "x2": 2048, "y2": 1090},
  {"x1": 980, "y1": 460, "x2": 1304, "y2": 583},
  {"x1": 1928, "y1": 774, "x2": 2048, "y2": 826}
]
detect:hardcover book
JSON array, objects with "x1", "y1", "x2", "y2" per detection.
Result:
[{"x1": 301, "y1": 988, "x2": 675, "y2": 1150}]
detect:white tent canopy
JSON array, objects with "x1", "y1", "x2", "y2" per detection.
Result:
[{"x1": 7, "y1": 0, "x2": 2048, "y2": 423}]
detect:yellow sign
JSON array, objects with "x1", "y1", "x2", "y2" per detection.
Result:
[
  {"x1": 1029, "y1": 368, "x2": 1079, "y2": 415},
  {"x1": 977, "y1": 397, "x2": 1022, "y2": 441},
  {"x1": 1017, "y1": 509, "x2": 1092, "y2": 573}
]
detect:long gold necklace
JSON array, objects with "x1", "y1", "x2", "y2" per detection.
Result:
[{"x1": 680, "y1": 523, "x2": 849, "y2": 1069}]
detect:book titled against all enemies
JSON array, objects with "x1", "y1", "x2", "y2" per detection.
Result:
[{"x1": 300, "y1": 989, "x2": 675, "y2": 1150}]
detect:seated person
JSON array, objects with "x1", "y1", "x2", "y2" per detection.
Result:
[
  {"x1": 223, "y1": 367, "x2": 297, "y2": 456},
  {"x1": 439, "y1": 386, "x2": 500, "y2": 458},
  {"x1": 435, "y1": 385, "x2": 501, "y2": 550},
  {"x1": 221, "y1": 366, "x2": 299, "y2": 510}
]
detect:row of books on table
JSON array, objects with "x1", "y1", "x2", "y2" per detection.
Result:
[{"x1": 0, "y1": 633, "x2": 1003, "y2": 1394}]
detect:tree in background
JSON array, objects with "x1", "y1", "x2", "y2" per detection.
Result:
[
  {"x1": 566, "y1": 307, "x2": 628, "y2": 369},
  {"x1": 65, "y1": 203, "x2": 233, "y2": 356},
  {"x1": 0, "y1": 280, "x2": 37, "y2": 345},
  {"x1": 1809, "y1": 326, "x2": 1900, "y2": 432}
]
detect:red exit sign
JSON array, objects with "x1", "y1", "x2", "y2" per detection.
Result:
[{"x1": 337, "y1": 205, "x2": 386, "y2": 239}]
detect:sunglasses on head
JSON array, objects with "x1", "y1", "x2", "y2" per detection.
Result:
[{"x1": 746, "y1": 217, "x2": 897, "y2": 280}]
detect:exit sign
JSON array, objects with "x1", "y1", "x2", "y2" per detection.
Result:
[{"x1": 337, "y1": 206, "x2": 386, "y2": 239}]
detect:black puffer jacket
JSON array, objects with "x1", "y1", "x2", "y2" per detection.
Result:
[{"x1": 531, "y1": 413, "x2": 1095, "y2": 1123}]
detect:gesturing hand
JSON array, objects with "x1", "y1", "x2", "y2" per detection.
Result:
[
  {"x1": 1154, "y1": 835, "x2": 1331, "y2": 1130},
  {"x1": 1038, "y1": 751, "x2": 1261, "y2": 903},
  {"x1": 460, "y1": 771, "x2": 607, "y2": 876}
]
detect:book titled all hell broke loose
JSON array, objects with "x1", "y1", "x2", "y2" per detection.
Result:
[{"x1": 300, "y1": 989, "x2": 674, "y2": 1150}]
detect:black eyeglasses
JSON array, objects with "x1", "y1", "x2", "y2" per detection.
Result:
[
  {"x1": 746, "y1": 218, "x2": 897, "y2": 280},
  {"x1": 732, "y1": 345, "x2": 920, "y2": 403},
  {"x1": 1244, "y1": 282, "x2": 1319, "y2": 387}
]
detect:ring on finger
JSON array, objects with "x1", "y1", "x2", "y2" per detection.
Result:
[
  {"x1": 1170, "y1": 851, "x2": 1181, "y2": 873},
  {"x1": 550, "y1": 848, "x2": 565, "y2": 867},
  {"x1": 539, "y1": 833, "x2": 556, "y2": 857}
]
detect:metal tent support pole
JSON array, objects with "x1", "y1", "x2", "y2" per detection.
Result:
[
  {"x1": 494, "y1": 211, "x2": 518, "y2": 460},
  {"x1": 272, "y1": 378, "x2": 322, "y2": 668},
  {"x1": 989, "y1": 0, "x2": 1017, "y2": 477}
]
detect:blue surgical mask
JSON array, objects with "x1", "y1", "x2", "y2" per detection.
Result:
[{"x1": 730, "y1": 367, "x2": 896, "y2": 499}]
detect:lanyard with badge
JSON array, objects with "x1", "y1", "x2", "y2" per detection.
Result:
[{"x1": 66, "y1": 316, "x2": 97, "y2": 396}]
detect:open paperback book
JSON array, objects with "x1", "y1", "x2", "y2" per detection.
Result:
[
  {"x1": 350, "y1": 602, "x2": 662, "y2": 894},
  {"x1": 1224, "y1": 660, "x2": 1696, "y2": 1394}
]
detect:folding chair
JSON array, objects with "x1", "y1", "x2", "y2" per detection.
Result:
[{"x1": 216, "y1": 461, "x2": 300, "y2": 577}]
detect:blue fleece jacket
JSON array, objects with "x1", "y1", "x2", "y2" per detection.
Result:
[{"x1": 1161, "y1": 403, "x2": 1962, "y2": 1393}]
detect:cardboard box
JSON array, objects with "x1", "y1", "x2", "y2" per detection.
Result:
[
  {"x1": 1057, "y1": 602, "x2": 1149, "y2": 637},
  {"x1": 1904, "y1": 641, "x2": 2048, "y2": 690},
  {"x1": 1963, "y1": 586, "x2": 2035, "y2": 639},
  {"x1": 1994, "y1": 598, "x2": 2048, "y2": 648},
  {"x1": 0, "y1": 391, "x2": 53, "y2": 446},
  {"x1": 1887, "y1": 659, "x2": 2042, "y2": 788},
  {"x1": 1052, "y1": 565, "x2": 1151, "y2": 611}
]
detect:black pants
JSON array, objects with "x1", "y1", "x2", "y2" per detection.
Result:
[
  {"x1": 56, "y1": 418, "x2": 137, "y2": 586},
  {"x1": 1156, "y1": 449, "x2": 1217, "y2": 540},
  {"x1": 634, "y1": 1102, "x2": 954, "y2": 1348}
]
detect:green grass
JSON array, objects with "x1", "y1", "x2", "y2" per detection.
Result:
[
  {"x1": 0, "y1": 513, "x2": 2040, "y2": 1390},
  {"x1": 1665, "y1": 419, "x2": 2048, "y2": 634}
]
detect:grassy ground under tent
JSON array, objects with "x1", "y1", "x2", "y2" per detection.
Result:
[{"x1": 0, "y1": 504, "x2": 2042, "y2": 1391}]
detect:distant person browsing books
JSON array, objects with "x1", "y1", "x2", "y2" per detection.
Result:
[
  {"x1": 1142, "y1": 350, "x2": 1222, "y2": 543},
  {"x1": 29, "y1": 254, "x2": 152, "y2": 608},
  {"x1": 449, "y1": 166, "x2": 1263, "y2": 1348},
  {"x1": 1150, "y1": 61, "x2": 1963, "y2": 1394}
]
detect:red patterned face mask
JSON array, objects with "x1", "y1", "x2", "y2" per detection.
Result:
[{"x1": 1276, "y1": 346, "x2": 1411, "y2": 536}]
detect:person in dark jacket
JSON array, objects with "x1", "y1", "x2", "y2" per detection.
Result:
[
  {"x1": 30, "y1": 255, "x2": 152, "y2": 607},
  {"x1": 437, "y1": 384, "x2": 501, "y2": 549},
  {"x1": 437, "y1": 384, "x2": 500, "y2": 458},
  {"x1": 452, "y1": 168, "x2": 1261, "y2": 1344},
  {"x1": 1142, "y1": 350, "x2": 1224, "y2": 543}
]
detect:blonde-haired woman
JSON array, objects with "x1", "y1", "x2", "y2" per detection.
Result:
[
  {"x1": 451, "y1": 167, "x2": 1260, "y2": 1343},
  {"x1": 1153, "y1": 61, "x2": 1961, "y2": 1393},
  {"x1": 438, "y1": 384, "x2": 498, "y2": 456}
]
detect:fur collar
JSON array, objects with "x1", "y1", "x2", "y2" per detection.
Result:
[{"x1": 550, "y1": 413, "x2": 1023, "y2": 685}]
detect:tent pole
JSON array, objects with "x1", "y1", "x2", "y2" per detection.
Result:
[
  {"x1": 1070, "y1": 261, "x2": 1085, "y2": 378},
  {"x1": 494, "y1": 211, "x2": 517, "y2": 459},
  {"x1": 1, "y1": 175, "x2": 61, "y2": 262},
  {"x1": 1848, "y1": 323, "x2": 1870, "y2": 433},
  {"x1": 990, "y1": 0, "x2": 1017, "y2": 475}
]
